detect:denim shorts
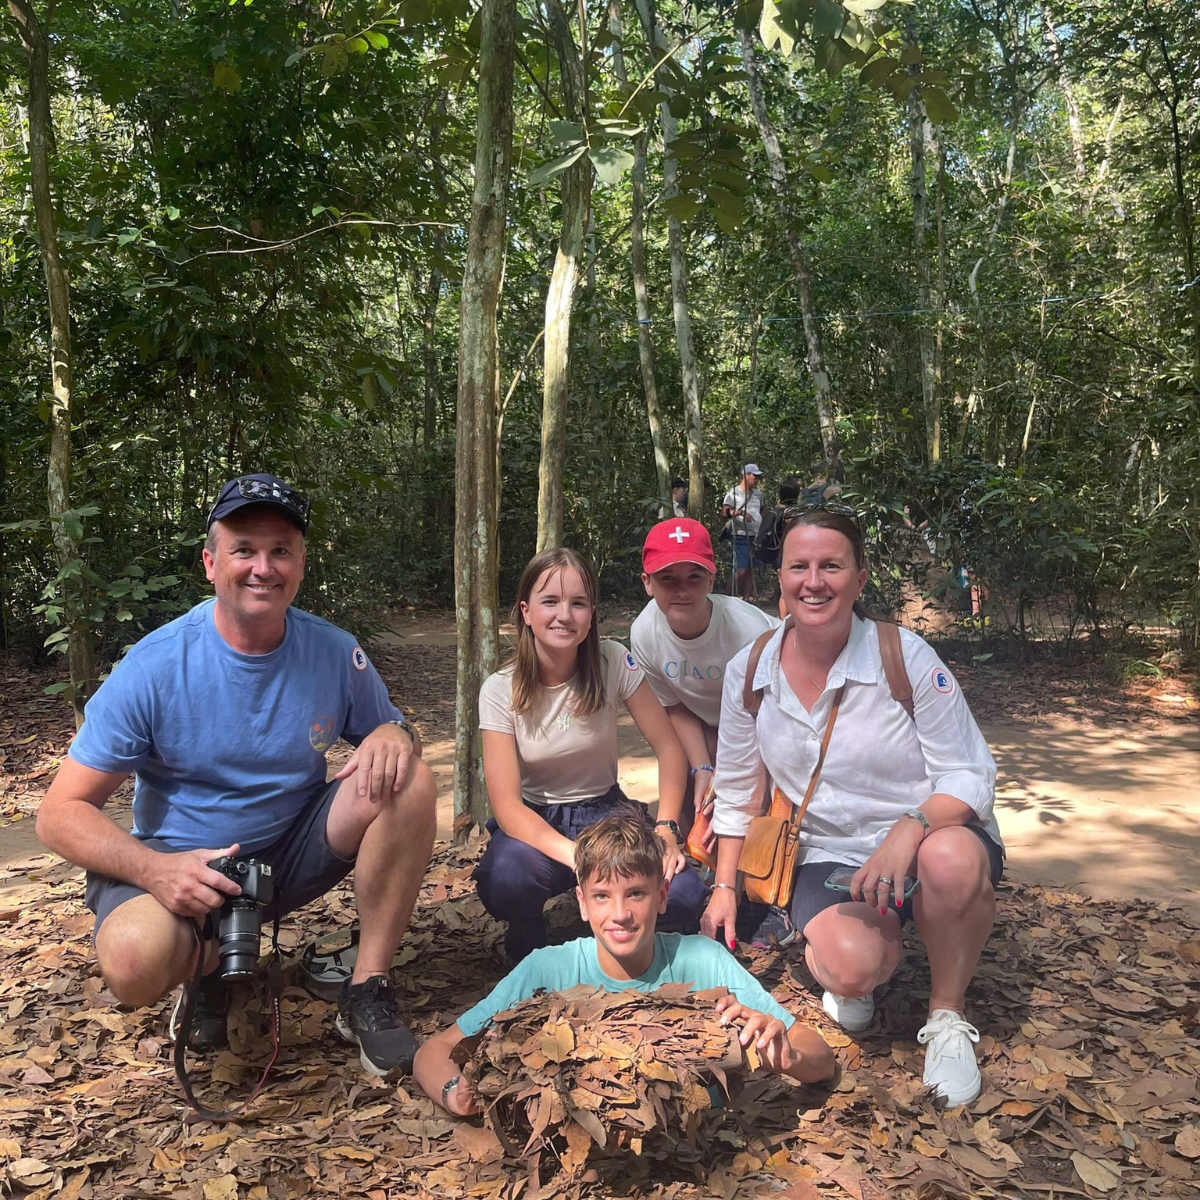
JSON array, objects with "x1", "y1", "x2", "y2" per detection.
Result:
[
  {"x1": 85, "y1": 778, "x2": 355, "y2": 939},
  {"x1": 788, "y1": 825, "x2": 1004, "y2": 933}
]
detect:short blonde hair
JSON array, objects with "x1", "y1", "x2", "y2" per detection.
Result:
[{"x1": 574, "y1": 810, "x2": 664, "y2": 888}]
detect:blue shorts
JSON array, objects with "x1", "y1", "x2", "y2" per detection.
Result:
[
  {"x1": 734, "y1": 535, "x2": 751, "y2": 570},
  {"x1": 84, "y1": 778, "x2": 354, "y2": 940},
  {"x1": 789, "y1": 825, "x2": 1004, "y2": 933}
]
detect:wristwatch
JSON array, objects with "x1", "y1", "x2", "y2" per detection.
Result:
[
  {"x1": 654, "y1": 819, "x2": 682, "y2": 841},
  {"x1": 388, "y1": 715, "x2": 414, "y2": 743},
  {"x1": 442, "y1": 1075, "x2": 461, "y2": 1105},
  {"x1": 902, "y1": 809, "x2": 931, "y2": 836}
]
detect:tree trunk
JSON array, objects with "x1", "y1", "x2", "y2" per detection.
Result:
[
  {"x1": 609, "y1": 0, "x2": 669, "y2": 515},
  {"x1": 421, "y1": 92, "x2": 447, "y2": 543},
  {"x1": 931, "y1": 130, "x2": 945, "y2": 463},
  {"x1": 10, "y1": 0, "x2": 94, "y2": 726},
  {"x1": 909, "y1": 85, "x2": 939, "y2": 465},
  {"x1": 739, "y1": 28, "x2": 837, "y2": 471},
  {"x1": 536, "y1": 0, "x2": 592, "y2": 552},
  {"x1": 634, "y1": 0, "x2": 704, "y2": 517},
  {"x1": 1041, "y1": 5, "x2": 1086, "y2": 184},
  {"x1": 453, "y1": 0, "x2": 515, "y2": 838}
]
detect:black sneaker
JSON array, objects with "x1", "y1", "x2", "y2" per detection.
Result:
[
  {"x1": 736, "y1": 901, "x2": 798, "y2": 949},
  {"x1": 168, "y1": 972, "x2": 229, "y2": 1051},
  {"x1": 335, "y1": 975, "x2": 418, "y2": 1077}
]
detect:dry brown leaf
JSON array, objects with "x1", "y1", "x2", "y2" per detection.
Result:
[
  {"x1": 911, "y1": 1135, "x2": 946, "y2": 1158},
  {"x1": 203, "y1": 1176, "x2": 239, "y2": 1200},
  {"x1": 946, "y1": 1144, "x2": 1010, "y2": 1179},
  {"x1": 0, "y1": 1139, "x2": 19, "y2": 1159},
  {"x1": 1175, "y1": 1124, "x2": 1200, "y2": 1159},
  {"x1": 319, "y1": 1145, "x2": 376, "y2": 1162},
  {"x1": 1070, "y1": 1151, "x2": 1121, "y2": 1192}
]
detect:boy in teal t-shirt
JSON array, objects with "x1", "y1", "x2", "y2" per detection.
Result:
[{"x1": 414, "y1": 813, "x2": 835, "y2": 1114}]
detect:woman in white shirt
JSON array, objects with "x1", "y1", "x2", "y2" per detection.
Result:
[
  {"x1": 474, "y1": 547, "x2": 706, "y2": 963},
  {"x1": 701, "y1": 506, "x2": 1003, "y2": 1106}
]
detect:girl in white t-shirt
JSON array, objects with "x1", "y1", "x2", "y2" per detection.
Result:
[{"x1": 473, "y1": 547, "x2": 706, "y2": 963}]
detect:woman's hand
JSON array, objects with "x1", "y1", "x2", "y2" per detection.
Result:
[
  {"x1": 660, "y1": 831, "x2": 688, "y2": 883},
  {"x1": 849, "y1": 819, "x2": 924, "y2": 914},
  {"x1": 701, "y1": 884, "x2": 738, "y2": 949},
  {"x1": 693, "y1": 772, "x2": 717, "y2": 853}
]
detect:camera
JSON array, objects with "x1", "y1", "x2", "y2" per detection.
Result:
[{"x1": 208, "y1": 856, "x2": 275, "y2": 981}]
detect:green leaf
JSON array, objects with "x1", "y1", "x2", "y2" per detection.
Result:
[
  {"x1": 589, "y1": 145, "x2": 634, "y2": 187},
  {"x1": 527, "y1": 143, "x2": 588, "y2": 188},
  {"x1": 660, "y1": 193, "x2": 703, "y2": 221},
  {"x1": 321, "y1": 43, "x2": 349, "y2": 76},
  {"x1": 213, "y1": 62, "x2": 242, "y2": 93},
  {"x1": 345, "y1": 37, "x2": 369, "y2": 54},
  {"x1": 759, "y1": 0, "x2": 796, "y2": 56},
  {"x1": 548, "y1": 120, "x2": 584, "y2": 147},
  {"x1": 284, "y1": 48, "x2": 309, "y2": 68},
  {"x1": 812, "y1": 0, "x2": 845, "y2": 40},
  {"x1": 63, "y1": 512, "x2": 84, "y2": 541},
  {"x1": 922, "y1": 85, "x2": 958, "y2": 125},
  {"x1": 706, "y1": 187, "x2": 746, "y2": 220},
  {"x1": 808, "y1": 163, "x2": 832, "y2": 184},
  {"x1": 165, "y1": 205, "x2": 180, "y2": 221},
  {"x1": 899, "y1": 44, "x2": 923, "y2": 66},
  {"x1": 668, "y1": 94, "x2": 690, "y2": 119},
  {"x1": 859, "y1": 55, "x2": 898, "y2": 88},
  {"x1": 364, "y1": 31, "x2": 389, "y2": 49}
]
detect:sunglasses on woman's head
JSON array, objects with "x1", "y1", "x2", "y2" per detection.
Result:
[{"x1": 780, "y1": 500, "x2": 861, "y2": 525}]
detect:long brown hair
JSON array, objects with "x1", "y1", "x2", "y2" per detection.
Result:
[
  {"x1": 779, "y1": 508, "x2": 870, "y2": 619},
  {"x1": 507, "y1": 547, "x2": 607, "y2": 718}
]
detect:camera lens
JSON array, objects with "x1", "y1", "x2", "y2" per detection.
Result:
[{"x1": 217, "y1": 902, "x2": 262, "y2": 981}]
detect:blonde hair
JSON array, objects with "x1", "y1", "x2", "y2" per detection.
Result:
[
  {"x1": 507, "y1": 547, "x2": 606, "y2": 718},
  {"x1": 574, "y1": 810, "x2": 665, "y2": 887}
]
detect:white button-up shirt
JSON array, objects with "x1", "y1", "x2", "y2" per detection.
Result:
[{"x1": 712, "y1": 616, "x2": 1002, "y2": 867}]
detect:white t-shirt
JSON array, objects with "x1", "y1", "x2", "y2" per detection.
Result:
[
  {"x1": 673, "y1": 499, "x2": 687, "y2": 518},
  {"x1": 712, "y1": 616, "x2": 1002, "y2": 866},
  {"x1": 478, "y1": 640, "x2": 645, "y2": 806},
  {"x1": 722, "y1": 483, "x2": 763, "y2": 537},
  {"x1": 630, "y1": 595, "x2": 779, "y2": 728}
]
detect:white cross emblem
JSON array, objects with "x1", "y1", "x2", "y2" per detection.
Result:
[{"x1": 668, "y1": 525, "x2": 690, "y2": 543}]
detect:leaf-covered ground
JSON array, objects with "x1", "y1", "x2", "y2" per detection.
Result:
[
  {"x1": 1, "y1": 836, "x2": 1197, "y2": 1200},
  {"x1": 1, "y1": 637, "x2": 1198, "y2": 1198}
]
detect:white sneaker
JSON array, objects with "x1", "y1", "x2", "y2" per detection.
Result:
[
  {"x1": 822, "y1": 989, "x2": 875, "y2": 1032},
  {"x1": 918, "y1": 1009, "x2": 982, "y2": 1106}
]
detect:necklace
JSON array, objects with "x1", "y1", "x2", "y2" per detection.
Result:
[{"x1": 791, "y1": 634, "x2": 825, "y2": 692}]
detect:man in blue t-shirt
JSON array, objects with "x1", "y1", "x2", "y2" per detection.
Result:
[
  {"x1": 36, "y1": 474, "x2": 436, "y2": 1076},
  {"x1": 413, "y1": 813, "x2": 834, "y2": 1114}
]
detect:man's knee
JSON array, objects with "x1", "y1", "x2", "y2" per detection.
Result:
[{"x1": 95, "y1": 896, "x2": 195, "y2": 1007}]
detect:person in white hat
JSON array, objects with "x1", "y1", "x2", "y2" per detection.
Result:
[{"x1": 721, "y1": 464, "x2": 764, "y2": 602}]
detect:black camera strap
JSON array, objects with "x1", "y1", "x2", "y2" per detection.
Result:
[{"x1": 173, "y1": 915, "x2": 283, "y2": 1122}]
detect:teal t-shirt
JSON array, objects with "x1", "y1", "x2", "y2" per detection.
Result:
[{"x1": 457, "y1": 932, "x2": 795, "y2": 1036}]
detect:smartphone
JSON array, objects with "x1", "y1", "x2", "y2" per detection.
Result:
[{"x1": 824, "y1": 866, "x2": 920, "y2": 900}]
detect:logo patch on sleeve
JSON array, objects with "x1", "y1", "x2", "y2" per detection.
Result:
[
  {"x1": 352, "y1": 645, "x2": 368, "y2": 671},
  {"x1": 930, "y1": 667, "x2": 955, "y2": 694},
  {"x1": 625, "y1": 651, "x2": 640, "y2": 671}
]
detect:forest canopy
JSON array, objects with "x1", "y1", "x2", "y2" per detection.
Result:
[{"x1": 3, "y1": 0, "x2": 1198, "y2": 704}]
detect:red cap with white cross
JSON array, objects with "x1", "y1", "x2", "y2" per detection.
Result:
[{"x1": 642, "y1": 518, "x2": 716, "y2": 575}]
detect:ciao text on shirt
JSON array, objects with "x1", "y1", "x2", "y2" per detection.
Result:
[{"x1": 664, "y1": 659, "x2": 725, "y2": 682}]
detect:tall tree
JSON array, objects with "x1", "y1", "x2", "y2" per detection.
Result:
[
  {"x1": 634, "y1": 0, "x2": 705, "y2": 517},
  {"x1": 8, "y1": 0, "x2": 95, "y2": 725},
  {"x1": 536, "y1": 0, "x2": 593, "y2": 551},
  {"x1": 609, "y1": 0, "x2": 669, "y2": 515},
  {"x1": 453, "y1": 0, "x2": 516, "y2": 838},
  {"x1": 740, "y1": 27, "x2": 838, "y2": 471}
]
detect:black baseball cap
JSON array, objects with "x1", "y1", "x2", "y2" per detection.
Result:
[{"x1": 206, "y1": 474, "x2": 311, "y2": 534}]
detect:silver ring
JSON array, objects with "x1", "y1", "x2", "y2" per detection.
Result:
[{"x1": 878, "y1": 876, "x2": 893, "y2": 885}]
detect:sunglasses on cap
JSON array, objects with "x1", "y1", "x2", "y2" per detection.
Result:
[{"x1": 207, "y1": 477, "x2": 311, "y2": 529}]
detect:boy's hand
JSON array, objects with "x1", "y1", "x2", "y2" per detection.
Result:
[
  {"x1": 714, "y1": 995, "x2": 794, "y2": 1073},
  {"x1": 660, "y1": 831, "x2": 687, "y2": 882},
  {"x1": 442, "y1": 1074, "x2": 481, "y2": 1116}
]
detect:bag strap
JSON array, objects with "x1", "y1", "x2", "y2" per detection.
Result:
[
  {"x1": 873, "y1": 618, "x2": 914, "y2": 721},
  {"x1": 789, "y1": 683, "x2": 845, "y2": 828},
  {"x1": 742, "y1": 628, "x2": 776, "y2": 717}
]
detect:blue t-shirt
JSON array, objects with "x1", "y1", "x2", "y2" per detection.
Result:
[
  {"x1": 69, "y1": 599, "x2": 402, "y2": 852},
  {"x1": 456, "y1": 932, "x2": 795, "y2": 1037}
]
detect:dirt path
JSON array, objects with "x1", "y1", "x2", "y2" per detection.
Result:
[{"x1": 3, "y1": 613, "x2": 1198, "y2": 921}]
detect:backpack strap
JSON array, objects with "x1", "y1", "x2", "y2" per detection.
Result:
[
  {"x1": 873, "y1": 618, "x2": 914, "y2": 721},
  {"x1": 742, "y1": 629, "x2": 776, "y2": 717}
]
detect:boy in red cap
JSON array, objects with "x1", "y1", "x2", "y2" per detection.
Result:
[{"x1": 631, "y1": 520, "x2": 791, "y2": 945}]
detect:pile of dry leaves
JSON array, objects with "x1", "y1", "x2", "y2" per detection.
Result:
[
  {"x1": 453, "y1": 983, "x2": 753, "y2": 1168},
  {"x1": 1, "y1": 834, "x2": 1198, "y2": 1200}
]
